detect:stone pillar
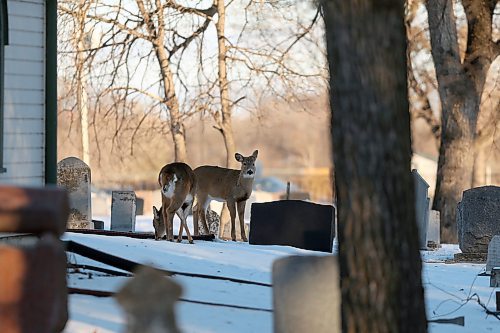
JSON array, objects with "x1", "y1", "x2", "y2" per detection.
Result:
[
  {"x1": 57, "y1": 157, "x2": 92, "y2": 229},
  {"x1": 273, "y1": 255, "x2": 340, "y2": 333},
  {"x1": 111, "y1": 191, "x2": 136, "y2": 232},
  {"x1": 412, "y1": 169, "x2": 430, "y2": 249}
]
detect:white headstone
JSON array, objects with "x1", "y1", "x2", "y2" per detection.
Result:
[
  {"x1": 111, "y1": 191, "x2": 136, "y2": 232},
  {"x1": 486, "y1": 236, "x2": 500, "y2": 273},
  {"x1": 412, "y1": 169, "x2": 430, "y2": 249},
  {"x1": 427, "y1": 210, "x2": 440, "y2": 248},
  {"x1": 57, "y1": 157, "x2": 92, "y2": 229},
  {"x1": 273, "y1": 255, "x2": 340, "y2": 333}
]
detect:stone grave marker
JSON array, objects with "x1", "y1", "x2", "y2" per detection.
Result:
[
  {"x1": 457, "y1": 186, "x2": 500, "y2": 254},
  {"x1": 427, "y1": 210, "x2": 440, "y2": 248},
  {"x1": 136, "y1": 197, "x2": 144, "y2": 216},
  {"x1": 250, "y1": 200, "x2": 335, "y2": 252},
  {"x1": 199, "y1": 209, "x2": 220, "y2": 236},
  {"x1": 116, "y1": 266, "x2": 182, "y2": 333},
  {"x1": 486, "y1": 235, "x2": 500, "y2": 273},
  {"x1": 111, "y1": 191, "x2": 136, "y2": 232},
  {"x1": 57, "y1": 157, "x2": 92, "y2": 229},
  {"x1": 412, "y1": 169, "x2": 430, "y2": 249},
  {"x1": 273, "y1": 255, "x2": 340, "y2": 333}
]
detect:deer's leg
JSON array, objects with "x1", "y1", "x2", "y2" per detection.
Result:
[
  {"x1": 161, "y1": 202, "x2": 170, "y2": 241},
  {"x1": 198, "y1": 196, "x2": 210, "y2": 235},
  {"x1": 176, "y1": 209, "x2": 184, "y2": 243},
  {"x1": 166, "y1": 207, "x2": 176, "y2": 242},
  {"x1": 193, "y1": 203, "x2": 200, "y2": 236},
  {"x1": 237, "y1": 200, "x2": 248, "y2": 242},
  {"x1": 181, "y1": 203, "x2": 193, "y2": 244},
  {"x1": 227, "y1": 200, "x2": 237, "y2": 241}
]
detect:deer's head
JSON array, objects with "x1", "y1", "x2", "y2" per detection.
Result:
[
  {"x1": 235, "y1": 150, "x2": 258, "y2": 179},
  {"x1": 152, "y1": 206, "x2": 165, "y2": 240}
]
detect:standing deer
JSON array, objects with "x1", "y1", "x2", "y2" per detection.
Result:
[
  {"x1": 193, "y1": 150, "x2": 258, "y2": 242},
  {"x1": 154, "y1": 162, "x2": 196, "y2": 243}
]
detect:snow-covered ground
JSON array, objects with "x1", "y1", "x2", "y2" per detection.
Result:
[{"x1": 63, "y1": 216, "x2": 499, "y2": 333}]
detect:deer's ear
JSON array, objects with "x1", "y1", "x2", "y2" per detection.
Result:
[
  {"x1": 235, "y1": 153, "x2": 244, "y2": 162},
  {"x1": 252, "y1": 150, "x2": 259, "y2": 158},
  {"x1": 153, "y1": 206, "x2": 159, "y2": 218}
]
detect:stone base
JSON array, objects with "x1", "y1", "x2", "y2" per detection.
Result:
[
  {"x1": 67, "y1": 221, "x2": 94, "y2": 230},
  {"x1": 92, "y1": 220, "x2": 104, "y2": 230},
  {"x1": 452, "y1": 252, "x2": 487, "y2": 263},
  {"x1": 426, "y1": 241, "x2": 441, "y2": 250}
]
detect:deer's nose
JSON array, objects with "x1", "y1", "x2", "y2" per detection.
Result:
[{"x1": 247, "y1": 170, "x2": 254, "y2": 175}]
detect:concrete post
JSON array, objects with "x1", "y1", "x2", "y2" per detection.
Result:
[{"x1": 273, "y1": 255, "x2": 340, "y2": 333}]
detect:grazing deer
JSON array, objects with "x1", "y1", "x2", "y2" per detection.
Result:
[
  {"x1": 154, "y1": 162, "x2": 196, "y2": 243},
  {"x1": 193, "y1": 150, "x2": 258, "y2": 242}
]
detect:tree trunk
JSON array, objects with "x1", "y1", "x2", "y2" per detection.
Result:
[
  {"x1": 432, "y1": 96, "x2": 477, "y2": 243},
  {"x1": 322, "y1": 1, "x2": 427, "y2": 332},
  {"x1": 214, "y1": 0, "x2": 237, "y2": 169},
  {"x1": 136, "y1": 0, "x2": 188, "y2": 163},
  {"x1": 215, "y1": 0, "x2": 239, "y2": 239},
  {"x1": 155, "y1": 43, "x2": 188, "y2": 162},
  {"x1": 426, "y1": 0, "x2": 497, "y2": 243}
]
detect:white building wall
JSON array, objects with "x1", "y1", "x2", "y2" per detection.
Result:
[{"x1": 0, "y1": 0, "x2": 45, "y2": 186}]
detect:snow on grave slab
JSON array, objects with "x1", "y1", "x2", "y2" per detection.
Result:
[
  {"x1": 63, "y1": 233, "x2": 500, "y2": 333},
  {"x1": 62, "y1": 232, "x2": 329, "y2": 285},
  {"x1": 63, "y1": 232, "x2": 328, "y2": 333}
]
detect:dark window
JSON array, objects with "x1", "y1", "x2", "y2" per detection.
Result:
[{"x1": 0, "y1": 0, "x2": 7, "y2": 173}]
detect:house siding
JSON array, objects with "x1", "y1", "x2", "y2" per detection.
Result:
[{"x1": 0, "y1": 0, "x2": 45, "y2": 186}]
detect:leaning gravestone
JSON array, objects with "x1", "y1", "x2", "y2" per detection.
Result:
[
  {"x1": 111, "y1": 191, "x2": 136, "y2": 232},
  {"x1": 486, "y1": 236, "x2": 500, "y2": 273},
  {"x1": 412, "y1": 169, "x2": 430, "y2": 249},
  {"x1": 57, "y1": 157, "x2": 93, "y2": 229},
  {"x1": 457, "y1": 186, "x2": 500, "y2": 254},
  {"x1": 273, "y1": 255, "x2": 340, "y2": 333},
  {"x1": 250, "y1": 200, "x2": 335, "y2": 252}
]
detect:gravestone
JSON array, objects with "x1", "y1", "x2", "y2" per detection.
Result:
[
  {"x1": 412, "y1": 169, "x2": 430, "y2": 249},
  {"x1": 116, "y1": 266, "x2": 182, "y2": 333},
  {"x1": 457, "y1": 186, "x2": 500, "y2": 254},
  {"x1": 486, "y1": 236, "x2": 500, "y2": 273},
  {"x1": 57, "y1": 157, "x2": 93, "y2": 229},
  {"x1": 111, "y1": 191, "x2": 136, "y2": 232},
  {"x1": 427, "y1": 210, "x2": 441, "y2": 248},
  {"x1": 249, "y1": 200, "x2": 335, "y2": 252},
  {"x1": 135, "y1": 197, "x2": 144, "y2": 216},
  {"x1": 273, "y1": 255, "x2": 340, "y2": 333}
]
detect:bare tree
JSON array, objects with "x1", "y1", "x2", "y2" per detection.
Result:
[
  {"x1": 425, "y1": 0, "x2": 499, "y2": 242},
  {"x1": 322, "y1": 0, "x2": 427, "y2": 331},
  {"x1": 59, "y1": 0, "x2": 217, "y2": 162}
]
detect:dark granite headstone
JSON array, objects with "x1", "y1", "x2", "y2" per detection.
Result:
[
  {"x1": 249, "y1": 200, "x2": 335, "y2": 252},
  {"x1": 457, "y1": 186, "x2": 500, "y2": 253}
]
